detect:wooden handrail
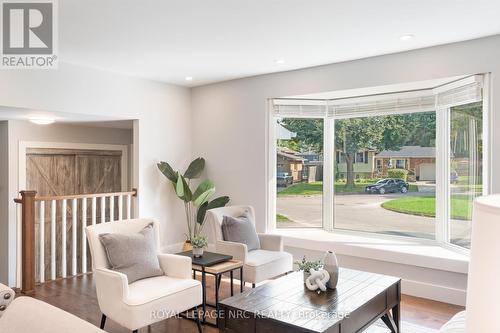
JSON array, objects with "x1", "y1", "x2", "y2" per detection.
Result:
[{"x1": 33, "y1": 189, "x2": 137, "y2": 202}]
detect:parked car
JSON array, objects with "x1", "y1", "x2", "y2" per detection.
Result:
[
  {"x1": 365, "y1": 178, "x2": 409, "y2": 194},
  {"x1": 277, "y1": 172, "x2": 293, "y2": 187}
]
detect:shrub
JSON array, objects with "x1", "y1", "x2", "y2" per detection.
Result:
[{"x1": 388, "y1": 168, "x2": 408, "y2": 180}]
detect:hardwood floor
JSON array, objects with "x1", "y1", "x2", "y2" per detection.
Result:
[{"x1": 29, "y1": 274, "x2": 463, "y2": 332}]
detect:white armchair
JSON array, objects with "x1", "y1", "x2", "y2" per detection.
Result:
[
  {"x1": 86, "y1": 218, "x2": 202, "y2": 333},
  {"x1": 0, "y1": 283, "x2": 105, "y2": 333},
  {"x1": 207, "y1": 205, "x2": 293, "y2": 287}
]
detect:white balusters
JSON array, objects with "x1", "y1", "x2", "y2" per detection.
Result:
[
  {"x1": 50, "y1": 200, "x2": 56, "y2": 280},
  {"x1": 32, "y1": 190, "x2": 135, "y2": 285},
  {"x1": 92, "y1": 197, "x2": 97, "y2": 226},
  {"x1": 71, "y1": 199, "x2": 77, "y2": 276},
  {"x1": 81, "y1": 198, "x2": 87, "y2": 274},
  {"x1": 126, "y1": 194, "x2": 131, "y2": 219},
  {"x1": 61, "y1": 199, "x2": 67, "y2": 278},
  {"x1": 39, "y1": 201, "x2": 45, "y2": 283},
  {"x1": 101, "y1": 196, "x2": 106, "y2": 223},
  {"x1": 118, "y1": 195, "x2": 123, "y2": 221},
  {"x1": 110, "y1": 195, "x2": 115, "y2": 222}
]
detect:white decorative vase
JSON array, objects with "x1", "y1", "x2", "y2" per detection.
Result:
[
  {"x1": 323, "y1": 251, "x2": 339, "y2": 289},
  {"x1": 192, "y1": 247, "x2": 204, "y2": 258}
]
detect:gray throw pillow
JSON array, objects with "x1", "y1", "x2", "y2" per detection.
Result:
[
  {"x1": 99, "y1": 223, "x2": 163, "y2": 283},
  {"x1": 221, "y1": 211, "x2": 260, "y2": 251}
]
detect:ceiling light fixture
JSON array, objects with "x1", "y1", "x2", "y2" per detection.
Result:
[
  {"x1": 400, "y1": 34, "x2": 414, "y2": 41},
  {"x1": 275, "y1": 58, "x2": 285, "y2": 65},
  {"x1": 185, "y1": 76, "x2": 193, "y2": 81},
  {"x1": 28, "y1": 117, "x2": 56, "y2": 125}
]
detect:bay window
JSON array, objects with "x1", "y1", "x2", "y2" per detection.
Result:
[{"x1": 270, "y1": 75, "x2": 489, "y2": 250}]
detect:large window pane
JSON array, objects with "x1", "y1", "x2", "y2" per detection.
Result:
[
  {"x1": 276, "y1": 118, "x2": 323, "y2": 228},
  {"x1": 334, "y1": 112, "x2": 436, "y2": 239},
  {"x1": 449, "y1": 102, "x2": 483, "y2": 249}
]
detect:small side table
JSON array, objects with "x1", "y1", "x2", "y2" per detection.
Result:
[{"x1": 177, "y1": 251, "x2": 244, "y2": 326}]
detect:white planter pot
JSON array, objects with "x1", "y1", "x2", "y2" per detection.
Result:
[
  {"x1": 192, "y1": 247, "x2": 204, "y2": 258},
  {"x1": 303, "y1": 271, "x2": 311, "y2": 284}
]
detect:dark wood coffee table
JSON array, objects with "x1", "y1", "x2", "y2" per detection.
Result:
[{"x1": 218, "y1": 268, "x2": 401, "y2": 333}]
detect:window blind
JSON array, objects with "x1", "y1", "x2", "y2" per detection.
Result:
[
  {"x1": 434, "y1": 80, "x2": 483, "y2": 109},
  {"x1": 330, "y1": 95, "x2": 435, "y2": 118},
  {"x1": 272, "y1": 75, "x2": 483, "y2": 118},
  {"x1": 273, "y1": 101, "x2": 328, "y2": 118}
]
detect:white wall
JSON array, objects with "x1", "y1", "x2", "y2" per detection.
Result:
[
  {"x1": 191, "y1": 35, "x2": 500, "y2": 303},
  {"x1": 0, "y1": 63, "x2": 192, "y2": 285},
  {"x1": 192, "y1": 34, "x2": 500, "y2": 231},
  {"x1": 0, "y1": 122, "x2": 8, "y2": 284}
]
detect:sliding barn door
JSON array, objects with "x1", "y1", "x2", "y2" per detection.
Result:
[{"x1": 26, "y1": 148, "x2": 123, "y2": 281}]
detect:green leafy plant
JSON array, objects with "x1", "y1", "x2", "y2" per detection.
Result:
[
  {"x1": 157, "y1": 157, "x2": 230, "y2": 241},
  {"x1": 388, "y1": 168, "x2": 409, "y2": 181},
  {"x1": 295, "y1": 256, "x2": 323, "y2": 272},
  {"x1": 191, "y1": 235, "x2": 208, "y2": 249}
]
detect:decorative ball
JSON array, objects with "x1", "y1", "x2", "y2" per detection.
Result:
[{"x1": 305, "y1": 268, "x2": 330, "y2": 292}]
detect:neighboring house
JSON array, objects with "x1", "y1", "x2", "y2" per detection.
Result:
[
  {"x1": 335, "y1": 150, "x2": 377, "y2": 179},
  {"x1": 375, "y1": 146, "x2": 436, "y2": 181},
  {"x1": 297, "y1": 152, "x2": 323, "y2": 182},
  {"x1": 334, "y1": 146, "x2": 436, "y2": 181},
  {"x1": 277, "y1": 147, "x2": 305, "y2": 182}
]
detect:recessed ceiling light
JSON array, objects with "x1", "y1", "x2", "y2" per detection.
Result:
[
  {"x1": 28, "y1": 117, "x2": 55, "y2": 125},
  {"x1": 400, "y1": 34, "x2": 414, "y2": 41},
  {"x1": 185, "y1": 76, "x2": 193, "y2": 81},
  {"x1": 275, "y1": 58, "x2": 285, "y2": 65}
]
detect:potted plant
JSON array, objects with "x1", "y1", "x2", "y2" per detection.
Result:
[
  {"x1": 157, "y1": 158, "x2": 230, "y2": 250},
  {"x1": 191, "y1": 235, "x2": 208, "y2": 257},
  {"x1": 295, "y1": 256, "x2": 323, "y2": 282}
]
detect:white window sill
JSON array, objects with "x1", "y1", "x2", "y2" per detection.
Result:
[{"x1": 275, "y1": 228, "x2": 469, "y2": 274}]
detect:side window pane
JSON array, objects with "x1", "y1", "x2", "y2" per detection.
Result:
[
  {"x1": 276, "y1": 118, "x2": 323, "y2": 228},
  {"x1": 449, "y1": 102, "x2": 483, "y2": 249}
]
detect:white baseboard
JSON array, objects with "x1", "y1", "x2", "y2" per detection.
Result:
[{"x1": 402, "y1": 279, "x2": 466, "y2": 306}]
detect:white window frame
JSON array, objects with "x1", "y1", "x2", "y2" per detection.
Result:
[
  {"x1": 267, "y1": 74, "x2": 490, "y2": 253},
  {"x1": 356, "y1": 152, "x2": 365, "y2": 163},
  {"x1": 394, "y1": 159, "x2": 404, "y2": 169}
]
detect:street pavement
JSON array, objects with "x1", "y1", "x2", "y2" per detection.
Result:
[{"x1": 276, "y1": 192, "x2": 471, "y2": 246}]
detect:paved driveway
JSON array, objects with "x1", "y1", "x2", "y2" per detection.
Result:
[{"x1": 277, "y1": 193, "x2": 471, "y2": 246}]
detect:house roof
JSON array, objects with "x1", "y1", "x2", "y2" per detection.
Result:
[
  {"x1": 277, "y1": 149, "x2": 305, "y2": 162},
  {"x1": 376, "y1": 146, "x2": 436, "y2": 158}
]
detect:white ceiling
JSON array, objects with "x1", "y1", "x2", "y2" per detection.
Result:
[{"x1": 60, "y1": 1, "x2": 500, "y2": 87}]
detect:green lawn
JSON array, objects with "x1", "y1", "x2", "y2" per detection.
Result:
[
  {"x1": 277, "y1": 181, "x2": 417, "y2": 196},
  {"x1": 278, "y1": 182, "x2": 323, "y2": 196},
  {"x1": 381, "y1": 195, "x2": 473, "y2": 220},
  {"x1": 276, "y1": 213, "x2": 291, "y2": 223}
]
